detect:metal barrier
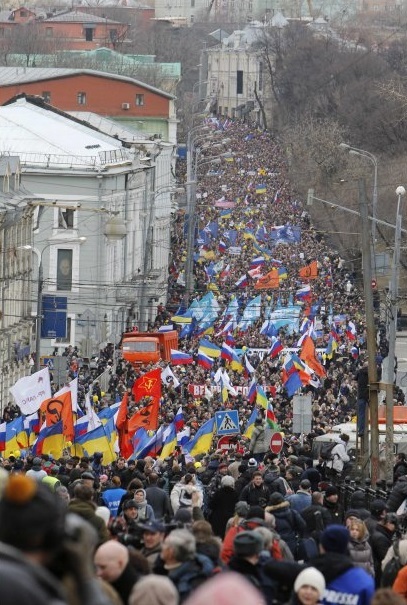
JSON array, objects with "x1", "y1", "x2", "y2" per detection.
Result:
[{"x1": 336, "y1": 476, "x2": 391, "y2": 512}]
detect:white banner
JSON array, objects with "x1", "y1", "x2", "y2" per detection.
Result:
[{"x1": 9, "y1": 367, "x2": 51, "y2": 415}]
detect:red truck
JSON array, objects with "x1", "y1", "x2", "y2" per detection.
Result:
[{"x1": 121, "y1": 330, "x2": 178, "y2": 366}]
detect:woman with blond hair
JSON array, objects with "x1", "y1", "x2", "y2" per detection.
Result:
[{"x1": 348, "y1": 518, "x2": 374, "y2": 576}]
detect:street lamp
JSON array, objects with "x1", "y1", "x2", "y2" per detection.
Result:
[
  {"x1": 385, "y1": 185, "x2": 406, "y2": 480},
  {"x1": 339, "y1": 143, "x2": 378, "y2": 252},
  {"x1": 22, "y1": 238, "x2": 87, "y2": 372}
]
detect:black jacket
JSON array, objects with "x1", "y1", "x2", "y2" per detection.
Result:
[
  {"x1": 300, "y1": 504, "x2": 331, "y2": 538},
  {"x1": 265, "y1": 501, "x2": 306, "y2": 557},
  {"x1": 239, "y1": 483, "x2": 270, "y2": 508},
  {"x1": 228, "y1": 556, "x2": 276, "y2": 605},
  {"x1": 145, "y1": 485, "x2": 172, "y2": 521},
  {"x1": 370, "y1": 524, "x2": 394, "y2": 584},
  {"x1": 387, "y1": 476, "x2": 407, "y2": 512}
]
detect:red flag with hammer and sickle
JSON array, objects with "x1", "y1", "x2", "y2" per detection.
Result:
[
  {"x1": 129, "y1": 369, "x2": 161, "y2": 432},
  {"x1": 40, "y1": 391, "x2": 74, "y2": 442}
]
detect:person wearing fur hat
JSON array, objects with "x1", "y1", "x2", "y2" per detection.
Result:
[
  {"x1": 310, "y1": 524, "x2": 375, "y2": 605},
  {"x1": 290, "y1": 567, "x2": 326, "y2": 605}
]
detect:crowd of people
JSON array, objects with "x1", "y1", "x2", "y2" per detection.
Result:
[{"x1": 2, "y1": 118, "x2": 407, "y2": 604}]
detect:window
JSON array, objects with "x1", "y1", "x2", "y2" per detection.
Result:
[
  {"x1": 237, "y1": 70, "x2": 243, "y2": 94},
  {"x1": 0, "y1": 28, "x2": 4, "y2": 37},
  {"x1": 57, "y1": 249, "x2": 73, "y2": 291},
  {"x1": 109, "y1": 29, "x2": 117, "y2": 42},
  {"x1": 58, "y1": 208, "x2": 74, "y2": 229},
  {"x1": 135, "y1": 94, "x2": 144, "y2": 106},
  {"x1": 45, "y1": 27, "x2": 53, "y2": 37},
  {"x1": 42, "y1": 91, "x2": 51, "y2": 103},
  {"x1": 77, "y1": 92, "x2": 86, "y2": 105},
  {"x1": 84, "y1": 27, "x2": 93, "y2": 41},
  {"x1": 20, "y1": 9, "x2": 27, "y2": 17}
]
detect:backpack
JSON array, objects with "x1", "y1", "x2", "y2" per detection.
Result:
[
  {"x1": 381, "y1": 540, "x2": 402, "y2": 587},
  {"x1": 320, "y1": 441, "x2": 337, "y2": 461}
]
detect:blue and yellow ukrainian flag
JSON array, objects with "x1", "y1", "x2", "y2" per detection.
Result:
[
  {"x1": 256, "y1": 385, "x2": 268, "y2": 410},
  {"x1": 198, "y1": 338, "x2": 221, "y2": 358},
  {"x1": 244, "y1": 408, "x2": 259, "y2": 439},
  {"x1": 184, "y1": 418, "x2": 215, "y2": 457},
  {"x1": 76, "y1": 416, "x2": 117, "y2": 464},
  {"x1": 159, "y1": 422, "x2": 177, "y2": 460}
]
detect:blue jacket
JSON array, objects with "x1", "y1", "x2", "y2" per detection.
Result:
[
  {"x1": 101, "y1": 487, "x2": 127, "y2": 517},
  {"x1": 286, "y1": 490, "x2": 312, "y2": 513},
  {"x1": 311, "y1": 552, "x2": 375, "y2": 605}
]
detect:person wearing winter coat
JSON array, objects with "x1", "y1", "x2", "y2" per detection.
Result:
[
  {"x1": 348, "y1": 519, "x2": 374, "y2": 576},
  {"x1": 159, "y1": 529, "x2": 214, "y2": 603},
  {"x1": 387, "y1": 475, "x2": 407, "y2": 512},
  {"x1": 393, "y1": 453, "x2": 407, "y2": 483},
  {"x1": 301, "y1": 492, "x2": 331, "y2": 539},
  {"x1": 208, "y1": 475, "x2": 238, "y2": 538},
  {"x1": 370, "y1": 513, "x2": 398, "y2": 586},
  {"x1": 170, "y1": 474, "x2": 204, "y2": 514},
  {"x1": 133, "y1": 488, "x2": 155, "y2": 523},
  {"x1": 383, "y1": 538, "x2": 407, "y2": 598},
  {"x1": 265, "y1": 493, "x2": 306, "y2": 558},
  {"x1": 348, "y1": 490, "x2": 370, "y2": 520},
  {"x1": 239, "y1": 472, "x2": 270, "y2": 508},
  {"x1": 289, "y1": 567, "x2": 326, "y2": 605},
  {"x1": 323, "y1": 485, "x2": 344, "y2": 525},
  {"x1": 286, "y1": 480, "x2": 312, "y2": 513},
  {"x1": 325, "y1": 434, "x2": 351, "y2": 477},
  {"x1": 250, "y1": 419, "x2": 272, "y2": 462},
  {"x1": 310, "y1": 525, "x2": 375, "y2": 605}
]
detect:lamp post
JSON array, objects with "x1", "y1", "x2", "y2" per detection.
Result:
[
  {"x1": 385, "y1": 185, "x2": 406, "y2": 481},
  {"x1": 22, "y1": 238, "x2": 87, "y2": 372},
  {"x1": 339, "y1": 143, "x2": 378, "y2": 259}
]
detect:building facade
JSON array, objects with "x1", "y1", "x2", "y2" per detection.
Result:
[
  {"x1": 0, "y1": 156, "x2": 36, "y2": 413},
  {"x1": 0, "y1": 67, "x2": 177, "y2": 142},
  {"x1": 0, "y1": 96, "x2": 175, "y2": 357}
]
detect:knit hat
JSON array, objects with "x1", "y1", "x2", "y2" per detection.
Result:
[
  {"x1": 32, "y1": 457, "x2": 42, "y2": 467},
  {"x1": 235, "y1": 501, "x2": 250, "y2": 517},
  {"x1": 234, "y1": 531, "x2": 263, "y2": 557},
  {"x1": 325, "y1": 485, "x2": 339, "y2": 497},
  {"x1": 344, "y1": 509, "x2": 362, "y2": 521},
  {"x1": 247, "y1": 505, "x2": 265, "y2": 520},
  {"x1": 0, "y1": 474, "x2": 65, "y2": 552},
  {"x1": 320, "y1": 525, "x2": 350, "y2": 554},
  {"x1": 174, "y1": 508, "x2": 193, "y2": 524},
  {"x1": 248, "y1": 458, "x2": 258, "y2": 468},
  {"x1": 370, "y1": 499, "x2": 387, "y2": 515},
  {"x1": 129, "y1": 574, "x2": 178, "y2": 605},
  {"x1": 294, "y1": 567, "x2": 326, "y2": 598},
  {"x1": 268, "y1": 492, "x2": 285, "y2": 506}
]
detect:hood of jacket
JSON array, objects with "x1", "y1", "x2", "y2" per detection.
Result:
[
  {"x1": 266, "y1": 500, "x2": 290, "y2": 514},
  {"x1": 310, "y1": 552, "x2": 354, "y2": 584}
]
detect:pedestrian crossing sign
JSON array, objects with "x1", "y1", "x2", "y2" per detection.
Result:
[{"x1": 215, "y1": 410, "x2": 240, "y2": 435}]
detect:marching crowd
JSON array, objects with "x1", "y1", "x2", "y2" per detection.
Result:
[{"x1": 1, "y1": 118, "x2": 407, "y2": 604}]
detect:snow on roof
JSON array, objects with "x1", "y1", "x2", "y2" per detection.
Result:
[
  {"x1": 0, "y1": 66, "x2": 175, "y2": 99},
  {"x1": 68, "y1": 111, "x2": 147, "y2": 141},
  {"x1": 0, "y1": 97, "x2": 132, "y2": 169}
]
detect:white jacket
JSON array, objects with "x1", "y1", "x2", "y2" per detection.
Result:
[
  {"x1": 326, "y1": 440, "x2": 350, "y2": 473},
  {"x1": 170, "y1": 480, "x2": 203, "y2": 513}
]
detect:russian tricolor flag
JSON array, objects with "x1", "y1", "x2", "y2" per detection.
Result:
[
  {"x1": 248, "y1": 378, "x2": 257, "y2": 404},
  {"x1": 250, "y1": 256, "x2": 265, "y2": 269},
  {"x1": 221, "y1": 342, "x2": 234, "y2": 362},
  {"x1": 218, "y1": 240, "x2": 227, "y2": 253},
  {"x1": 269, "y1": 338, "x2": 283, "y2": 359},
  {"x1": 174, "y1": 406, "x2": 185, "y2": 431},
  {"x1": 197, "y1": 351, "x2": 214, "y2": 369},
  {"x1": 296, "y1": 284, "x2": 312, "y2": 301},
  {"x1": 346, "y1": 321, "x2": 357, "y2": 340},
  {"x1": 225, "y1": 332, "x2": 236, "y2": 347},
  {"x1": 235, "y1": 274, "x2": 248, "y2": 288},
  {"x1": 171, "y1": 349, "x2": 194, "y2": 365}
]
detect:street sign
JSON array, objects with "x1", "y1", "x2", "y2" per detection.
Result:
[
  {"x1": 292, "y1": 394, "x2": 312, "y2": 434},
  {"x1": 270, "y1": 432, "x2": 284, "y2": 454},
  {"x1": 215, "y1": 410, "x2": 240, "y2": 435},
  {"x1": 217, "y1": 435, "x2": 245, "y2": 454}
]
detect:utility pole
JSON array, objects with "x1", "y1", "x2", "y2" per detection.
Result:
[
  {"x1": 358, "y1": 179, "x2": 380, "y2": 485},
  {"x1": 385, "y1": 186, "x2": 405, "y2": 482}
]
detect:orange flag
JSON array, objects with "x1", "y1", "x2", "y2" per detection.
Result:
[
  {"x1": 116, "y1": 391, "x2": 133, "y2": 459},
  {"x1": 299, "y1": 260, "x2": 318, "y2": 279},
  {"x1": 254, "y1": 268, "x2": 280, "y2": 290},
  {"x1": 129, "y1": 369, "x2": 161, "y2": 433},
  {"x1": 299, "y1": 336, "x2": 326, "y2": 378},
  {"x1": 40, "y1": 391, "x2": 74, "y2": 441},
  {"x1": 128, "y1": 399, "x2": 159, "y2": 433}
]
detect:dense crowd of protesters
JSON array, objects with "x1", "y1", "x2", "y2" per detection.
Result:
[{"x1": 2, "y1": 118, "x2": 407, "y2": 604}]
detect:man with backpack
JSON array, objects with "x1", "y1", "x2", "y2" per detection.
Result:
[{"x1": 324, "y1": 434, "x2": 351, "y2": 479}]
